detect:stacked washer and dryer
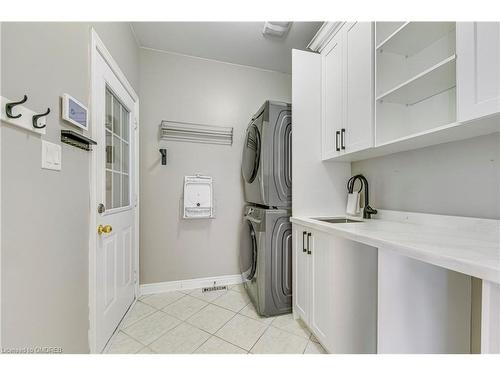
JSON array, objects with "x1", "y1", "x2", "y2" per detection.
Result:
[{"x1": 240, "y1": 101, "x2": 292, "y2": 317}]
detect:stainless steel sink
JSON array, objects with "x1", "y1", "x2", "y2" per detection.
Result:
[{"x1": 312, "y1": 217, "x2": 362, "y2": 224}]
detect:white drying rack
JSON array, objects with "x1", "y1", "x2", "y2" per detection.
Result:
[{"x1": 160, "y1": 120, "x2": 233, "y2": 146}]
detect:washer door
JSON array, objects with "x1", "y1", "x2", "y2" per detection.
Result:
[
  {"x1": 240, "y1": 220, "x2": 258, "y2": 282},
  {"x1": 241, "y1": 122, "x2": 261, "y2": 184}
]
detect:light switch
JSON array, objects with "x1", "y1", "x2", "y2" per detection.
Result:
[{"x1": 41, "y1": 140, "x2": 62, "y2": 171}]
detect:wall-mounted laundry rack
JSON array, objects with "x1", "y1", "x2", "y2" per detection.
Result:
[{"x1": 160, "y1": 120, "x2": 233, "y2": 146}]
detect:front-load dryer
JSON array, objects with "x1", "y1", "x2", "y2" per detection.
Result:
[
  {"x1": 242, "y1": 101, "x2": 292, "y2": 208},
  {"x1": 239, "y1": 205, "x2": 292, "y2": 317}
]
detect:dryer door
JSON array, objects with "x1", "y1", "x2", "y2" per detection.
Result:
[
  {"x1": 241, "y1": 121, "x2": 261, "y2": 184},
  {"x1": 240, "y1": 219, "x2": 258, "y2": 282}
]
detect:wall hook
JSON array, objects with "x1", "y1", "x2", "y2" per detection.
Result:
[
  {"x1": 32, "y1": 108, "x2": 50, "y2": 129},
  {"x1": 5, "y1": 95, "x2": 28, "y2": 119},
  {"x1": 159, "y1": 148, "x2": 167, "y2": 165}
]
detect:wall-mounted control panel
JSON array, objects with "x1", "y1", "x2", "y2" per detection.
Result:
[{"x1": 61, "y1": 93, "x2": 88, "y2": 131}]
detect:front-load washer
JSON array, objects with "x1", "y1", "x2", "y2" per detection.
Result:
[
  {"x1": 239, "y1": 205, "x2": 292, "y2": 316},
  {"x1": 241, "y1": 101, "x2": 292, "y2": 208}
]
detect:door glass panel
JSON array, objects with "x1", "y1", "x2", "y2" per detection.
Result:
[
  {"x1": 113, "y1": 172, "x2": 121, "y2": 209},
  {"x1": 105, "y1": 90, "x2": 112, "y2": 130},
  {"x1": 122, "y1": 107, "x2": 129, "y2": 141},
  {"x1": 122, "y1": 142, "x2": 129, "y2": 173},
  {"x1": 112, "y1": 96, "x2": 121, "y2": 136},
  {"x1": 105, "y1": 130, "x2": 112, "y2": 169},
  {"x1": 105, "y1": 87, "x2": 131, "y2": 209},
  {"x1": 106, "y1": 171, "x2": 112, "y2": 206},
  {"x1": 122, "y1": 175, "x2": 130, "y2": 206},
  {"x1": 112, "y1": 135, "x2": 121, "y2": 171}
]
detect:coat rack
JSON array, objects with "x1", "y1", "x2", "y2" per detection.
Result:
[{"x1": 1, "y1": 95, "x2": 50, "y2": 135}]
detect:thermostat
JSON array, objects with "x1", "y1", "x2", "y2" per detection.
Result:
[{"x1": 62, "y1": 93, "x2": 88, "y2": 131}]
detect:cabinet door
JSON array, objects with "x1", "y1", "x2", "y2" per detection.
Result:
[
  {"x1": 345, "y1": 22, "x2": 374, "y2": 153},
  {"x1": 311, "y1": 231, "x2": 378, "y2": 354},
  {"x1": 457, "y1": 22, "x2": 500, "y2": 122},
  {"x1": 292, "y1": 224, "x2": 310, "y2": 322},
  {"x1": 309, "y1": 230, "x2": 335, "y2": 351},
  {"x1": 322, "y1": 31, "x2": 344, "y2": 159}
]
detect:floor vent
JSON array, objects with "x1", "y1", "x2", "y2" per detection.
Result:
[{"x1": 202, "y1": 285, "x2": 228, "y2": 293}]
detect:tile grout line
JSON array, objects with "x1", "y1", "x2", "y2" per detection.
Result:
[
  {"x1": 247, "y1": 322, "x2": 272, "y2": 354},
  {"x1": 113, "y1": 288, "x2": 315, "y2": 354}
]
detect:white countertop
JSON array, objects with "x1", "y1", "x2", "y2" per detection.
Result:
[{"x1": 291, "y1": 210, "x2": 500, "y2": 284}]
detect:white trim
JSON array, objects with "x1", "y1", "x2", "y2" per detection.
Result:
[
  {"x1": 0, "y1": 21, "x2": 3, "y2": 349},
  {"x1": 140, "y1": 274, "x2": 243, "y2": 296},
  {"x1": 88, "y1": 28, "x2": 140, "y2": 354},
  {"x1": 308, "y1": 22, "x2": 344, "y2": 52},
  {"x1": 481, "y1": 281, "x2": 500, "y2": 353},
  {"x1": 139, "y1": 46, "x2": 292, "y2": 76},
  {"x1": 129, "y1": 24, "x2": 141, "y2": 48}
]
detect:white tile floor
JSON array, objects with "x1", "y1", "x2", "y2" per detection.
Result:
[{"x1": 105, "y1": 284, "x2": 327, "y2": 354}]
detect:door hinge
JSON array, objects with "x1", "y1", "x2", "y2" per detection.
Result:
[{"x1": 134, "y1": 117, "x2": 138, "y2": 130}]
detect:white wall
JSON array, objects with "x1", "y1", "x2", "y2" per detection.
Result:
[
  {"x1": 139, "y1": 49, "x2": 292, "y2": 284},
  {"x1": 352, "y1": 133, "x2": 500, "y2": 220},
  {"x1": 1, "y1": 22, "x2": 139, "y2": 353}
]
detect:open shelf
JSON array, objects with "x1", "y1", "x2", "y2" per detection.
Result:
[
  {"x1": 376, "y1": 54, "x2": 456, "y2": 106},
  {"x1": 375, "y1": 22, "x2": 407, "y2": 47},
  {"x1": 377, "y1": 22, "x2": 455, "y2": 57}
]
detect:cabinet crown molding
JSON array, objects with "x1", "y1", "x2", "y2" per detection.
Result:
[{"x1": 308, "y1": 22, "x2": 344, "y2": 52}]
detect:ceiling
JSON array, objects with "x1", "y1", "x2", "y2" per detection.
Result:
[{"x1": 131, "y1": 22, "x2": 322, "y2": 74}]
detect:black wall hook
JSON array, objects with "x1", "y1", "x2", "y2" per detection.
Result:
[
  {"x1": 32, "y1": 108, "x2": 50, "y2": 129},
  {"x1": 5, "y1": 95, "x2": 28, "y2": 119},
  {"x1": 159, "y1": 148, "x2": 167, "y2": 165}
]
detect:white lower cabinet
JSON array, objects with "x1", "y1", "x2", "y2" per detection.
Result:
[
  {"x1": 293, "y1": 225, "x2": 310, "y2": 321},
  {"x1": 292, "y1": 224, "x2": 378, "y2": 353}
]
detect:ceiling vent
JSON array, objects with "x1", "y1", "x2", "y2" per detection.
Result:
[{"x1": 262, "y1": 22, "x2": 292, "y2": 38}]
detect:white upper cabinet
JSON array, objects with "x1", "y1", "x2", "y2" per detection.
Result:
[
  {"x1": 321, "y1": 30, "x2": 344, "y2": 159},
  {"x1": 457, "y1": 22, "x2": 500, "y2": 122},
  {"x1": 345, "y1": 22, "x2": 375, "y2": 153},
  {"x1": 321, "y1": 22, "x2": 374, "y2": 160},
  {"x1": 310, "y1": 21, "x2": 500, "y2": 162}
]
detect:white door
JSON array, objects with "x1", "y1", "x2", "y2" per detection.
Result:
[
  {"x1": 322, "y1": 30, "x2": 344, "y2": 159},
  {"x1": 457, "y1": 22, "x2": 500, "y2": 122},
  {"x1": 345, "y1": 21, "x2": 374, "y2": 153},
  {"x1": 93, "y1": 51, "x2": 137, "y2": 352},
  {"x1": 309, "y1": 230, "x2": 333, "y2": 351},
  {"x1": 292, "y1": 224, "x2": 309, "y2": 322}
]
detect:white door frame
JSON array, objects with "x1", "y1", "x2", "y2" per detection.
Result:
[{"x1": 88, "y1": 28, "x2": 140, "y2": 353}]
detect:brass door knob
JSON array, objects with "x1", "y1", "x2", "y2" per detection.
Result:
[{"x1": 97, "y1": 224, "x2": 112, "y2": 235}]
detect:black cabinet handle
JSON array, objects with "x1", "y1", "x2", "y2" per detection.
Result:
[
  {"x1": 341, "y1": 128, "x2": 346, "y2": 150},
  {"x1": 336, "y1": 131, "x2": 340, "y2": 152},
  {"x1": 307, "y1": 232, "x2": 312, "y2": 255},
  {"x1": 302, "y1": 231, "x2": 307, "y2": 252}
]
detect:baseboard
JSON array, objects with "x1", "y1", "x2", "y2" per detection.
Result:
[{"x1": 140, "y1": 274, "x2": 243, "y2": 296}]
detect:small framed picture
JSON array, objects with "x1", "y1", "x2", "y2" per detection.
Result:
[{"x1": 62, "y1": 93, "x2": 88, "y2": 131}]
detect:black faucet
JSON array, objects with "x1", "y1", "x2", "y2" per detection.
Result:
[{"x1": 348, "y1": 174, "x2": 378, "y2": 219}]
